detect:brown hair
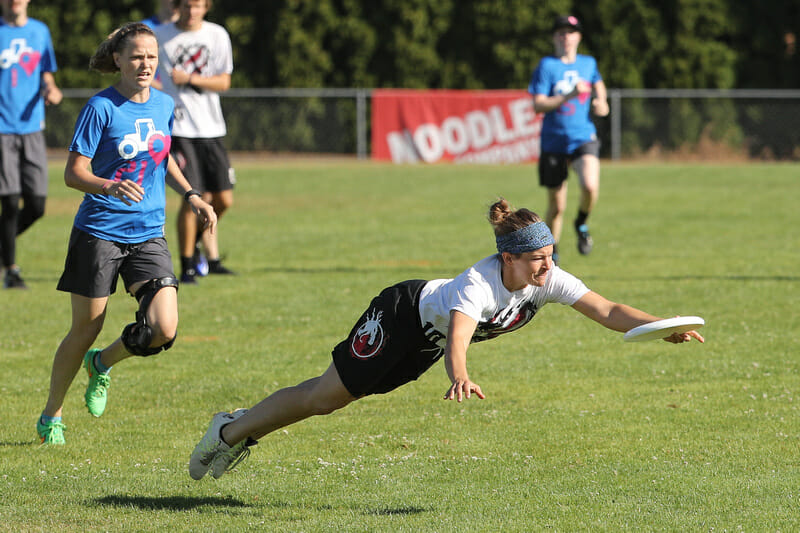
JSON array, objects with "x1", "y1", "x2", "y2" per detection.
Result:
[
  {"x1": 487, "y1": 198, "x2": 542, "y2": 237},
  {"x1": 89, "y1": 22, "x2": 156, "y2": 73}
]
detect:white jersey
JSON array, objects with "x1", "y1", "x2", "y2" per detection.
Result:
[
  {"x1": 154, "y1": 21, "x2": 233, "y2": 138},
  {"x1": 418, "y1": 255, "x2": 590, "y2": 347}
]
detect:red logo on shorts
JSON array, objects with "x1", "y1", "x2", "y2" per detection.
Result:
[{"x1": 350, "y1": 309, "x2": 386, "y2": 359}]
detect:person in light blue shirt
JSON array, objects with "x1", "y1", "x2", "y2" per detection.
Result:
[
  {"x1": 142, "y1": 0, "x2": 178, "y2": 29},
  {"x1": 528, "y1": 15, "x2": 609, "y2": 264},
  {"x1": 0, "y1": 0, "x2": 61, "y2": 288},
  {"x1": 36, "y1": 22, "x2": 217, "y2": 446}
]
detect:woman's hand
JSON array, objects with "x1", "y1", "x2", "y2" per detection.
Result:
[
  {"x1": 591, "y1": 97, "x2": 609, "y2": 117},
  {"x1": 663, "y1": 330, "x2": 704, "y2": 344},
  {"x1": 444, "y1": 378, "x2": 485, "y2": 402},
  {"x1": 105, "y1": 179, "x2": 144, "y2": 205},
  {"x1": 188, "y1": 196, "x2": 218, "y2": 233}
]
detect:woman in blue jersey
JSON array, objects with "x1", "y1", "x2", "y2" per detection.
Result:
[
  {"x1": 36, "y1": 22, "x2": 217, "y2": 445},
  {"x1": 186, "y1": 198, "x2": 703, "y2": 480},
  {"x1": 529, "y1": 15, "x2": 609, "y2": 264}
]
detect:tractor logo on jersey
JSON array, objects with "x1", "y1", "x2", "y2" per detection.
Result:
[
  {"x1": 0, "y1": 38, "x2": 41, "y2": 82},
  {"x1": 118, "y1": 118, "x2": 169, "y2": 162},
  {"x1": 554, "y1": 70, "x2": 590, "y2": 116},
  {"x1": 350, "y1": 309, "x2": 386, "y2": 359}
]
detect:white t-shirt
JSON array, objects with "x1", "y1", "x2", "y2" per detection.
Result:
[
  {"x1": 418, "y1": 255, "x2": 590, "y2": 347},
  {"x1": 154, "y1": 21, "x2": 233, "y2": 138}
]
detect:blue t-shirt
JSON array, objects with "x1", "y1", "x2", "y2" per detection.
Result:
[
  {"x1": 0, "y1": 17, "x2": 57, "y2": 134},
  {"x1": 528, "y1": 54, "x2": 602, "y2": 154},
  {"x1": 141, "y1": 16, "x2": 161, "y2": 29},
  {"x1": 70, "y1": 87, "x2": 174, "y2": 244}
]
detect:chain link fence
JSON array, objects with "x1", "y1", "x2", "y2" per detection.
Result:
[{"x1": 46, "y1": 88, "x2": 800, "y2": 161}]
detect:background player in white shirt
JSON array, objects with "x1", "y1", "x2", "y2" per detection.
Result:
[{"x1": 154, "y1": 0, "x2": 235, "y2": 283}]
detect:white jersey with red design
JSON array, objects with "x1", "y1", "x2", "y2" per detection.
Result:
[
  {"x1": 418, "y1": 254, "x2": 589, "y2": 347},
  {"x1": 154, "y1": 21, "x2": 232, "y2": 138}
]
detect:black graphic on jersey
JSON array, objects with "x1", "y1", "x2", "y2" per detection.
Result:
[{"x1": 472, "y1": 301, "x2": 539, "y2": 343}]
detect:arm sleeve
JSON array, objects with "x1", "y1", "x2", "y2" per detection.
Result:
[{"x1": 69, "y1": 104, "x2": 104, "y2": 159}]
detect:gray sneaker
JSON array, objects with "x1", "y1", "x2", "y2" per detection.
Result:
[
  {"x1": 189, "y1": 409, "x2": 252, "y2": 480},
  {"x1": 575, "y1": 223, "x2": 593, "y2": 255},
  {"x1": 211, "y1": 434, "x2": 256, "y2": 479},
  {"x1": 4, "y1": 266, "x2": 27, "y2": 289}
]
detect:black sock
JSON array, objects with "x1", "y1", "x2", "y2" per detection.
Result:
[
  {"x1": 575, "y1": 210, "x2": 589, "y2": 229},
  {"x1": 180, "y1": 256, "x2": 194, "y2": 274}
]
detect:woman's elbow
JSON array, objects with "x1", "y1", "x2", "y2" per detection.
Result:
[{"x1": 63, "y1": 169, "x2": 82, "y2": 189}]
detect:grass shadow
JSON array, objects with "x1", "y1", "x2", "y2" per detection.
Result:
[
  {"x1": 93, "y1": 495, "x2": 248, "y2": 511},
  {"x1": 366, "y1": 506, "x2": 428, "y2": 516},
  {"x1": 0, "y1": 441, "x2": 38, "y2": 447}
]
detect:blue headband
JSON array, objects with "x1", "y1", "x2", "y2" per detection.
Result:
[{"x1": 496, "y1": 221, "x2": 555, "y2": 254}]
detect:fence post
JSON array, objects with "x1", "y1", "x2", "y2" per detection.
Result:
[
  {"x1": 356, "y1": 89, "x2": 369, "y2": 160},
  {"x1": 610, "y1": 89, "x2": 621, "y2": 161}
]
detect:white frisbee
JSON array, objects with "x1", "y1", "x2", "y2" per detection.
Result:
[{"x1": 623, "y1": 316, "x2": 705, "y2": 342}]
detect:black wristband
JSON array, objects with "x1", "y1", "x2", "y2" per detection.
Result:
[{"x1": 184, "y1": 189, "x2": 202, "y2": 202}]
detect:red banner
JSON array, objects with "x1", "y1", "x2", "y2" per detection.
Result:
[{"x1": 371, "y1": 89, "x2": 542, "y2": 163}]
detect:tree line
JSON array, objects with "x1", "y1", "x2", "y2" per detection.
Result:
[{"x1": 28, "y1": 0, "x2": 800, "y2": 91}]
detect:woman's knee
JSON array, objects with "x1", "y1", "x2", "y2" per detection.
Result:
[{"x1": 150, "y1": 321, "x2": 178, "y2": 347}]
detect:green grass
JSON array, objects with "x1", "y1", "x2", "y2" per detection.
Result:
[{"x1": 1, "y1": 159, "x2": 798, "y2": 531}]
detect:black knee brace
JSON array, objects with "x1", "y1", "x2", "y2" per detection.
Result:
[{"x1": 121, "y1": 277, "x2": 179, "y2": 356}]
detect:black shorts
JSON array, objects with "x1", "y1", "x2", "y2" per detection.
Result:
[
  {"x1": 332, "y1": 280, "x2": 444, "y2": 397},
  {"x1": 538, "y1": 140, "x2": 601, "y2": 188},
  {"x1": 171, "y1": 137, "x2": 234, "y2": 194},
  {"x1": 57, "y1": 228, "x2": 176, "y2": 298}
]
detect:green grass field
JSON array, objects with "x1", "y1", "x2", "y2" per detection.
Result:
[{"x1": 1, "y1": 159, "x2": 798, "y2": 531}]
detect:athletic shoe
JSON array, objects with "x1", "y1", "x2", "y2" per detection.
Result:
[
  {"x1": 37, "y1": 417, "x2": 66, "y2": 445},
  {"x1": 211, "y1": 435, "x2": 257, "y2": 479},
  {"x1": 207, "y1": 261, "x2": 236, "y2": 275},
  {"x1": 189, "y1": 409, "x2": 253, "y2": 480},
  {"x1": 84, "y1": 349, "x2": 111, "y2": 417},
  {"x1": 4, "y1": 266, "x2": 27, "y2": 289},
  {"x1": 180, "y1": 267, "x2": 198, "y2": 285},
  {"x1": 194, "y1": 246, "x2": 209, "y2": 277},
  {"x1": 575, "y1": 224, "x2": 593, "y2": 255}
]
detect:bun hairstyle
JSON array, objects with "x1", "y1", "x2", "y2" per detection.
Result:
[
  {"x1": 487, "y1": 198, "x2": 542, "y2": 237},
  {"x1": 89, "y1": 22, "x2": 156, "y2": 73}
]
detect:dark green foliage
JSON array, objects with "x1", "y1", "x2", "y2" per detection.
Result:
[
  {"x1": 30, "y1": 0, "x2": 800, "y2": 91},
  {"x1": 28, "y1": 1, "x2": 800, "y2": 157}
]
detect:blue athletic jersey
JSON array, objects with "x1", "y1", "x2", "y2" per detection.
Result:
[
  {"x1": 141, "y1": 16, "x2": 161, "y2": 29},
  {"x1": 70, "y1": 87, "x2": 174, "y2": 244},
  {"x1": 528, "y1": 54, "x2": 602, "y2": 154},
  {"x1": 0, "y1": 18, "x2": 57, "y2": 134}
]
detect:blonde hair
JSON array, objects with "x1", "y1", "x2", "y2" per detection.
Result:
[
  {"x1": 89, "y1": 22, "x2": 156, "y2": 73},
  {"x1": 487, "y1": 198, "x2": 542, "y2": 237}
]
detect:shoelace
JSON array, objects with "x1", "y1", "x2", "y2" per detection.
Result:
[
  {"x1": 91, "y1": 374, "x2": 111, "y2": 393},
  {"x1": 41, "y1": 422, "x2": 67, "y2": 442},
  {"x1": 219, "y1": 437, "x2": 258, "y2": 472},
  {"x1": 221, "y1": 444, "x2": 250, "y2": 472},
  {"x1": 46, "y1": 422, "x2": 67, "y2": 433}
]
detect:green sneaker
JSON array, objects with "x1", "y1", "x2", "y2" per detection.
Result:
[
  {"x1": 84, "y1": 349, "x2": 111, "y2": 417},
  {"x1": 37, "y1": 417, "x2": 66, "y2": 445}
]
